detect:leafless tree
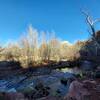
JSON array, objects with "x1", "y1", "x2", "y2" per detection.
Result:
[
  {"x1": 82, "y1": 11, "x2": 100, "y2": 44},
  {"x1": 49, "y1": 37, "x2": 61, "y2": 61},
  {"x1": 39, "y1": 31, "x2": 51, "y2": 61},
  {"x1": 82, "y1": 11, "x2": 100, "y2": 57},
  {"x1": 82, "y1": 11, "x2": 100, "y2": 37}
]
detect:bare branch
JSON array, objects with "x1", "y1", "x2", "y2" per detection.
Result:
[
  {"x1": 82, "y1": 10, "x2": 100, "y2": 50},
  {"x1": 82, "y1": 10, "x2": 95, "y2": 37},
  {"x1": 93, "y1": 19, "x2": 100, "y2": 24}
]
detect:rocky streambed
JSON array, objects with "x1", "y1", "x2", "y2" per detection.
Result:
[
  {"x1": 0, "y1": 60, "x2": 100, "y2": 100},
  {"x1": 0, "y1": 66, "x2": 76, "y2": 100}
]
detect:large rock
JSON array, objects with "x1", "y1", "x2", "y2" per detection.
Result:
[
  {"x1": 64, "y1": 80, "x2": 90, "y2": 100},
  {"x1": 64, "y1": 80, "x2": 100, "y2": 100}
]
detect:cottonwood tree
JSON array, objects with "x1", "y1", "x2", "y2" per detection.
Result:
[
  {"x1": 19, "y1": 36, "x2": 30, "y2": 67},
  {"x1": 39, "y1": 31, "x2": 51, "y2": 61},
  {"x1": 27, "y1": 25, "x2": 39, "y2": 62},
  {"x1": 49, "y1": 37, "x2": 61, "y2": 61},
  {"x1": 60, "y1": 42, "x2": 71, "y2": 60},
  {"x1": 0, "y1": 47, "x2": 5, "y2": 60},
  {"x1": 3, "y1": 43, "x2": 15, "y2": 61},
  {"x1": 19, "y1": 25, "x2": 39, "y2": 67},
  {"x1": 8, "y1": 43, "x2": 21, "y2": 61}
]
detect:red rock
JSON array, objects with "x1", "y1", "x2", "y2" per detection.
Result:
[
  {"x1": 64, "y1": 80, "x2": 100, "y2": 100},
  {"x1": 64, "y1": 81, "x2": 90, "y2": 100}
]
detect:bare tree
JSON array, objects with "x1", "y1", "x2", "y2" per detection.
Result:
[
  {"x1": 82, "y1": 11, "x2": 100, "y2": 56},
  {"x1": 49, "y1": 37, "x2": 61, "y2": 61},
  {"x1": 39, "y1": 31, "x2": 51, "y2": 61},
  {"x1": 82, "y1": 11, "x2": 100, "y2": 44},
  {"x1": 19, "y1": 36, "x2": 30, "y2": 67},
  {"x1": 19, "y1": 25, "x2": 39, "y2": 67},
  {"x1": 27, "y1": 25, "x2": 39, "y2": 62}
]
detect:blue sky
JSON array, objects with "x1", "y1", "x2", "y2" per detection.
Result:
[{"x1": 0, "y1": 0, "x2": 100, "y2": 45}]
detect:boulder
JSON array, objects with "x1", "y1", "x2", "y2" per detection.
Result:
[
  {"x1": 64, "y1": 80, "x2": 90, "y2": 100},
  {"x1": 64, "y1": 80, "x2": 100, "y2": 100}
]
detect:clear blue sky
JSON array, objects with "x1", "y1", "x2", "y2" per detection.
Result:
[{"x1": 0, "y1": 0, "x2": 100, "y2": 45}]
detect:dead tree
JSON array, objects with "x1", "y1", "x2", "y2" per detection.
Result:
[
  {"x1": 83, "y1": 11, "x2": 100, "y2": 35},
  {"x1": 82, "y1": 11, "x2": 100, "y2": 51}
]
